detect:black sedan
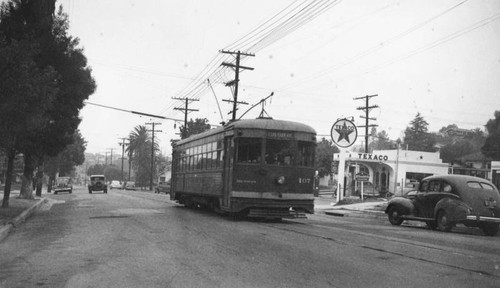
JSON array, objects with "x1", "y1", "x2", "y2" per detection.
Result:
[{"x1": 385, "y1": 175, "x2": 500, "y2": 236}]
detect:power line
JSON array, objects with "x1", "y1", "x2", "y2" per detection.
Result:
[{"x1": 84, "y1": 101, "x2": 182, "y2": 121}]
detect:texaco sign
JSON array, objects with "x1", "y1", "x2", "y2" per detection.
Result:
[{"x1": 330, "y1": 118, "x2": 358, "y2": 148}]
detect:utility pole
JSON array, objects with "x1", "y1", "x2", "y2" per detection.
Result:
[
  {"x1": 220, "y1": 50, "x2": 254, "y2": 121},
  {"x1": 354, "y1": 94, "x2": 379, "y2": 153},
  {"x1": 146, "y1": 122, "x2": 162, "y2": 191},
  {"x1": 107, "y1": 148, "x2": 114, "y2": 166},
  {"x1": 172, "y1": 97, "x2": 199, "y2": 138},
  {"x1": 118, "y1": 138, "x2": 129, "y2": 183}
]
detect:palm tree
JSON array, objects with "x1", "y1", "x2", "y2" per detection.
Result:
[{"x1": 126, "y1": 125, "x2": 160, "y2": 188}]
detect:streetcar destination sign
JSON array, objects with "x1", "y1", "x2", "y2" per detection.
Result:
[{"x1": 330, "y1": 118, "x2": 358, "y2": 148}]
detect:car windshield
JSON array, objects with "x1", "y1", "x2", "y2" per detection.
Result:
[{"x1": 92, "y1": 177, "x2": 105, "y2": 181}]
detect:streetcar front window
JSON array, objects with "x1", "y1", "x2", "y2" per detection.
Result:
[
  {"x1": 265, "y1": 139, "x2": 295, "y2": 166},
  {"x1": 237, "y1": 138, "x2": 262, "y2": 163}
]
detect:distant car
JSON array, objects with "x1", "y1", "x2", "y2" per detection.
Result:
[
  {"x1": 109, "y1": 180, "x2": 121, "y2": 190},
  {"x1": 385, "y1": 175, "x2": 500, "y2": 236},
  {"x1": 88, "y1": 175, "x2": 107, "y2": 194},
  {"x1": 54, "y1": 176, "x2": 72, "y2": 194},
  {"x1": 124, "y1": 181, "x2": 136, "y2": 191},
  {"x1": 155, "y1": 180, "x2": 171, "y2": 194}
]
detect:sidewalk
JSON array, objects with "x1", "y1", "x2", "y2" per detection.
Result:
[
  {"x1": 0, "y1": 191, "x2": 48, "y2": 242},
  {"x1": 314, "y1": 191, "x2": 388, "y2": 219}
]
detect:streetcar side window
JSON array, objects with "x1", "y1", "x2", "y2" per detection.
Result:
[{"x1": 237, "y1": 138, "x2": 262, "y2": 163}]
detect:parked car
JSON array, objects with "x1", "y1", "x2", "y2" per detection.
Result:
[
  {"x1": 124, "y1": 181, "x2": 136, "y2": 191},
  {"x1": 54, "y1": 176, "x2": 72, "y2": 194},
  {"x1": 155, "y1": 180, "x2": 171, "y2": 194},
  {"x1": 109, "y1": 180, "x2": 121, "y2": 190},
  {"x1": 385, "y1": 175, "x2": 500, "y2": 236},
  {"x1": 88, "y1": 175, "x2": 108, "y2": 194}
]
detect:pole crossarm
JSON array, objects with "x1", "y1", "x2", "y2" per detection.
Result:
[
  {"x1": 354, "y1": 94, "x2": 379, "y2": 153},
  {"x1": 218, "y1": 50, "x2": 254, "y2": 121}
]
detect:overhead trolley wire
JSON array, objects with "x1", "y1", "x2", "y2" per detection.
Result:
[
  {"x1": 171, "y1": 0, "x2": 341, "y2": 107},
  {"x1": 280, "y1": 0, "x2": 471, "y2": 91}
]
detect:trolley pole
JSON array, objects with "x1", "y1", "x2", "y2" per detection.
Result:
[
  {"x1": 146, "y1": 122, "x2": 162, "y2": 191},
  {"x1": 220, "y1": 50, "x2": 254, "y2": 121}
]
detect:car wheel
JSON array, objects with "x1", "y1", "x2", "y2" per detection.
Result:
[
  {"x1": 436, "y1": 210, "x2": 453, "y2": 232},
  {"x1": 481, "y1": 223, "x2": 499, "y2": 236},
  {"x1": 89, "y1": 189, "x2": 92, "y2": 194},
  {"x1": 54, "y1": 192, "x2": 57, "y2": 195},
  {"x1": 387, "y1": 206, "x2": 403, "y2": 225}
]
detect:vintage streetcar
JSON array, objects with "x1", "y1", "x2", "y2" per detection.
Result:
[{"x1": 170, "y1": 117, "x2": 317, "y2": 219}]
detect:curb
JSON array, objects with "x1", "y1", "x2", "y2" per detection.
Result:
[
  {"x1": 0, "y1": 198, "x2": 48, "y2": 242},
  {"x1": 323, "y1": 209, "x2": 387, "y2": 219}
]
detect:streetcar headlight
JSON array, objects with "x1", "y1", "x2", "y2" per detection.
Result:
[{"x1": 276, "y1": 176, "x2": 286, "y2": 185}]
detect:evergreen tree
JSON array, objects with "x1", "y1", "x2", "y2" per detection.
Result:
[
  {"x1": 403, "y1": 113, "x2": 437, "y2": 152},
  {"x1": 482, "y1": 111, "x2": 500, "y2": 160}
]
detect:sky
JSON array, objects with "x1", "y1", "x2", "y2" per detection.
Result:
[{"x1": 54, "y1": 0, "x2": 500, "y2": 156}]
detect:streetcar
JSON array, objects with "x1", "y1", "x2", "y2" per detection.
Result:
[{"x1": 170, "y1": 117, "x2": 317, "y2": 219}]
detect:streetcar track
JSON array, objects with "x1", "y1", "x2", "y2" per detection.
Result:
[{"x1": 268, "y1": 221, "x2": 500, "y2": 279}]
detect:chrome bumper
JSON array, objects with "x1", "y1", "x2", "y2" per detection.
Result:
[{"x1": 466, "y1": 215, "x2": 500, "y2": 223}]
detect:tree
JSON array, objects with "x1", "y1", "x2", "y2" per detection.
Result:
[
  {"x1": 369, "y1": 130, "x2": 393, "y2": 151},
  {"x1": 87, "y1": 164, "x2": 104, "y2": 176},
  {"x1": 44, "y1": 130, "x2": 86, "y2": 193},
  {"x1": 0, "y1": 36, "x2": 58, "y2": 207},
  {"x1": 482, "y1": 111, "x2": 500, "y2": 160},
  {"x1": 0, "y1": 1, "x2": 95, "y2": 202},
  {"x1": 180, "y1": 118, "x2": 211, "y2": 139},
  {"x1": 315, "y1": 138, "x2": 340, "y2": 177},
  {"x1": 127, "y1": 125, "x2": 158, "y2": 188},
  {"x1": 436, "y1": 125, "x2": 486, "y2": 164},
  {"x1": 403, "y1": 113, "x2": 437, "y2": 152}
]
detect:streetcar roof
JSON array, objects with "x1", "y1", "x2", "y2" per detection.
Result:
[{"x1": 174, "y1": 118, "x2": 316, "y2": 146}]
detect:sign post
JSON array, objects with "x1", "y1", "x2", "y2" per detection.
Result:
[{"x1": 331, "y1": 118, "x2": 358, "y2": 202}]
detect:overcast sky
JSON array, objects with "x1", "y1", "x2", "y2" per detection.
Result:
[{"x1": 55, "y1": 0, "x2": 500, "y2": 155}]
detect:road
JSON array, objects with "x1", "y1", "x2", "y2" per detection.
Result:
[{"x1": 0, "y1": 187, "x2": 499, "y2": 288}]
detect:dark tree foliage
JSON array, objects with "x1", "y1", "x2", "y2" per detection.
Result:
[
  {"x1": 482, "y1": 111, "x2": 500, "y2": 160},
  {"x1": 315, "y1": 138, "x2": 340, "y2": 177},
  {"x1": 180, "y1": 118, "x2": 211, "y2": 139},
  {"x1": 44, "y1": 130, "x2": 87, "y2": 192},
  {"x1": 87, "y1": 164, "x2": 104, "y2": 176},
  {"x1": 0, "y1": 1, "x2": 95, "y2": 201},
  {"x1": 436, "y1": 125, "x2": 486, "y2": 163},
  {"x1": 368, "y1": 129, "x2": 394, "y2": 151},
  {"x1": 403, "y1": 113, "x2": 437, "y2": 152}
]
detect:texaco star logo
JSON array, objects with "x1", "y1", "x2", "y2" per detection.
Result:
[{"x1": 330, "y1": 119, "x2": 357, "y2": 148}]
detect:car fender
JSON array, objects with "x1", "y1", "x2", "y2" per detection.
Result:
[
  {"x1": 434, "y1": 197, "x2": 469, "y2": 222},
  {"x1": 385, "y1": 197, "x2": 415, "y2": 216}
]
